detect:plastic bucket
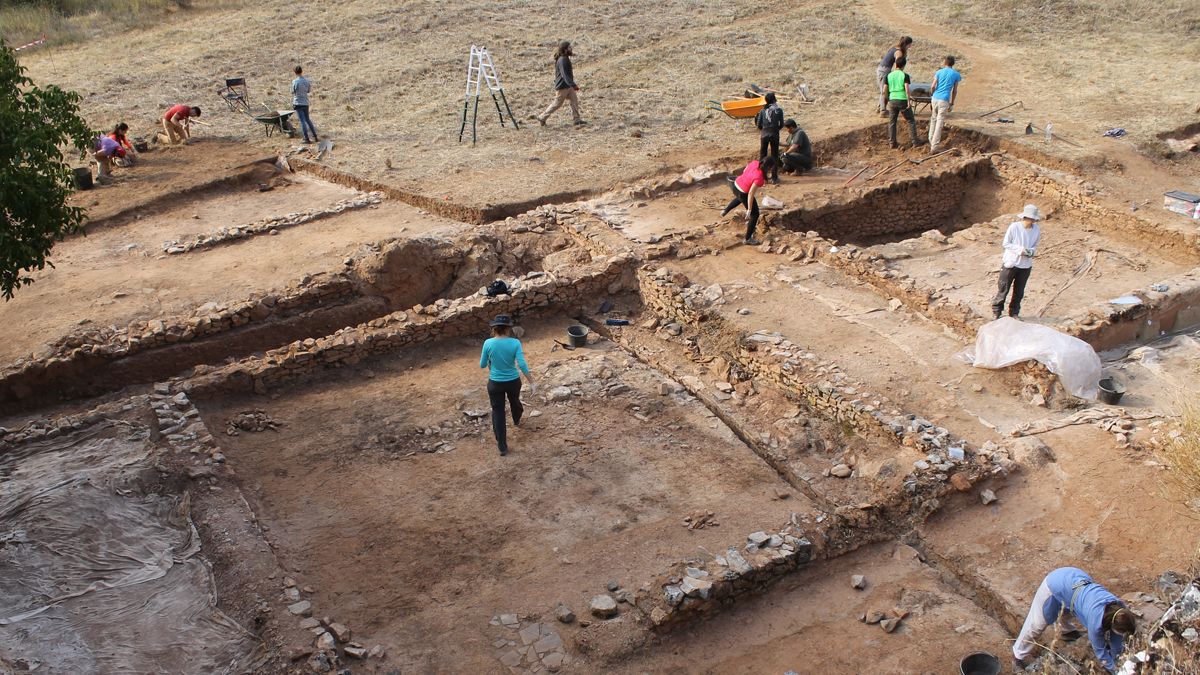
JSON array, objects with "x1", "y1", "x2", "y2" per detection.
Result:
[
  {"x1": 1098, "y1": 377, "x2": 1126, "y2": 405},
  {"x1": 567, "y1": 324, "x2": 589, "y2": 349},
  {"x1": 960, "y1": 652, "x2": 1000, "y2": 675},
  {"x1": 73, "y1": 167, "x2": 94, "y2": 190}
]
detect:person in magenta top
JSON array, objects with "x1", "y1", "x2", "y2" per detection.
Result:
[
  {"x1": 720, "y1": 157, "x2": 774, "y2": 245},
  {"x1": 161, "y1": 104, "x2": 201, "y2": 144}
]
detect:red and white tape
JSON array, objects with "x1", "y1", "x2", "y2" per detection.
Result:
[{"x1": 14, "y1": 35, "x2": 48, "y2": 52}]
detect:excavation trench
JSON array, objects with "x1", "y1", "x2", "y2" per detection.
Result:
[{"x1": 0, "y1": 229, "x2": 569, "y2": 413}]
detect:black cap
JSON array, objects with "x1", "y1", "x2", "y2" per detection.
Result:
[{"x1": 489, "y1": 314, "x2": 514, "y2": 327}]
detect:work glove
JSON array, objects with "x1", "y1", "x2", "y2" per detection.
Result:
[{"x1": 1023, "y1": 248, "x2": 1035, "y2": 258}]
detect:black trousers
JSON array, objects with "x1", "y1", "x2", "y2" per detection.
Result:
[
  {"x1": 721, "y1": 179, "x2": 759, "y2": 241},
  {"x1": 887, "y1": 100, "x2": 918, "y2": 145},
  {"x1": 759, "y1": 133, "x2": 780, "y2": 180},
  {"x1": 487, "y1": 377, "x2": 523, "y2": 453},
  {"x1": 992, "y1": 266, "x2": 1032, "y2": 318},
  {"x1": 782, "y1": 152, "x2": 813, "y2": 173}
]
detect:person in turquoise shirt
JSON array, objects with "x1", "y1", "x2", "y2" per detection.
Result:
[{"x1": 479, "y1": 315, "x2": 535, "y2": 456}]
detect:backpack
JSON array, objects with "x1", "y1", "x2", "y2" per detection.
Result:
[
  {"x1": 756, "y1": 104, "x2": 783, "y2": 131},
  {"x1": 486, "y1": 280, "x2": 510, "y2": 297}
]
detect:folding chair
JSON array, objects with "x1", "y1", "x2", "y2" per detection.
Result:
[{"x1": 218, "y1": 77, "x2": 250, "y2": 113}]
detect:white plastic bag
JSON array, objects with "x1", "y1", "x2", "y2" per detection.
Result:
[{"x1": 958, "y1": 317, "x2": 1101, "y2": 399}]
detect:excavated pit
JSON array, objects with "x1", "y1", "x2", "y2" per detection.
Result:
[{"x1": 4, "y1": 126, "x2": 1198, "y2": 674}]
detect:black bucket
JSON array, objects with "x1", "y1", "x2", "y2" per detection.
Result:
[
  {"x1": 1098, "y1": 377, "x2": 1126, "y2": 405},
  {"x1": 73, "y1": 166, "x2": 94, "y2": 190},
  {"x1": 960, "y1": 652, "x2": 1000, "y2": 675},
  {"x1": 567, "y1": 324, "x2": 589, "y2": 349}
]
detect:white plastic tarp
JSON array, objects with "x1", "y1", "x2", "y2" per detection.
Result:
[
  {"x1": 0, "y1": 421, "x2": 259, "y2": 673},
  {"x1": 959, "y1": 317, "x2": 1102, "y2": 399}
]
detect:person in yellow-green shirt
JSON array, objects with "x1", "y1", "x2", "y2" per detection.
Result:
[{"x1": 886, "y1": 58, "x2": 923, "y2": 149}]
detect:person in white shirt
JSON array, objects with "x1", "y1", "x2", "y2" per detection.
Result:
[{"x1": 992, "y1": 204, "x2": 1042, "y2": 319}]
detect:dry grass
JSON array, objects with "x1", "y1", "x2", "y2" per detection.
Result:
[
  {"x1": 918, "y1": 0, "x2": 1198, "y2": 42},
  {"x1": 1160, "y1": 401, "x2": 1200, "y2": 500},
  {"x1": 0, "y1": 0, "x2": 234, "y2": 47}
]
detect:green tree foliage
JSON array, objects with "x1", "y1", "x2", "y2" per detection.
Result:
[{"x1": 0, "y1": 38, "x2": 94, "y2": 299}]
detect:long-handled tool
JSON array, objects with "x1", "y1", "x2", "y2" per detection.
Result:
[
  {"x1": 977, "y1": 101, "x2": 1022, "y2": 118},
  {"x1": 842, "y1": 165, "x2": 871, "y2": 187},
  {"x1": 909, "y1": 149, "x2": 955, "y2": 165},
  {"x1": 866, "y1": 158, "x2": 909, "y2": 182}
]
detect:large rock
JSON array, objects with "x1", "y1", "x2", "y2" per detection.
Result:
[
  {"x1": 590, "y1": 594, "x2": 618, "y2": 618},
  {"x1": 555, "y1": 602, "x2": 576, "y2": 624},
  {"x1": 287, "y1": 600, "x2": 312, "y2": 616},
  {"x1": 547, "y1": 386, "x2": 573, "y2": 402}
]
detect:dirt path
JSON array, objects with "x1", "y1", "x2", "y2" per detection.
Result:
[{"x1": 863, "y1": 0, "x2": 1010, "y2": 109}]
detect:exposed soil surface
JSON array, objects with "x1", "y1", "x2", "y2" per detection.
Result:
[{"x1": 5, "y1": 3, "x2": 1200, "y2": 673}]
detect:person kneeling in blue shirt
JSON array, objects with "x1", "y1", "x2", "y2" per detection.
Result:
[
  {"x1": 479, "y1": 315, "x2": 536, "y2": 456},
  {"x1": 1013, "y1": 567, "x2": 1136, "y2": 672}
]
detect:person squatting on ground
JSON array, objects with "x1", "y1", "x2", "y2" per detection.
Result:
[
  {"x1": 1013, "y1": 567, "x2": 1134, "y2": 673},
  {"x1": 108, "y1": 123, "x2": 138, "y2": 166},
  {"x1": 721, "y1": 156, "x2": 774, "y2": 247},
  {"x1": 479, "y1": 315, "x2": 536, "y2": 457},
  {"x1": 754, "y1": 92, "x2": 784, "y2": 184},
  {"x1": 780, "y1": 119, "x2": 813, "y2": 175},
  {"x1": 93, "y1": 134, "x2": 127, "y2": 183},
  {"x1": 992, "y1": 204, "x2": 1042, "y2": 319},
  {"x1": 886, "y1": 58, "x2": 922, "y2": 149},
  {"x1": 161, "y1": 104, "x2": 200, "y2": 144},
  {"x1": 928, "y1": 55, "x2": 962, "y2": 152},
  {"x1": 876, "y1": 36, "x2": 913, "y2": 116},
  {"x1": 536, "y1": 41, "x2": 586, "y2": 126},
  {"x1": 291, "y1": 65, "x2": 319, "y2": 144}
]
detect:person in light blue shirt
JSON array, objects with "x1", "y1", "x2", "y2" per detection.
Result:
[
  {"x1": 928, "y1": 55, "x2": 962, "y2": 151},
  {"x1": 291, "y1": 65, "x2": 319, "y2": 144},
  {"x1": 1013, "y1": 567, "x2": 1135, "y2": 672},
  {"x1": 479, "y1": 315, "x2": 535, "y2": 456}
]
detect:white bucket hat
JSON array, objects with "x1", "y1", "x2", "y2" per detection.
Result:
[{"x1": 1021, "y1": 204, "x2": 1042, "y2": 221}]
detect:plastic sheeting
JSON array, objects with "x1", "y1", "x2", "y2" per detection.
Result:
[
  {"x1": 0, "y1": 421, "x2": 259, "y2": 673},
  {"x1": 958, "y1": 317, "x2": 1102, "y2": 399}
]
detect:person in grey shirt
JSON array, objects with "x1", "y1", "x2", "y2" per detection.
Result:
[
  {"x1": 535, "y1": 41, "x2": 585, "y2": 126},
  {"x1": 291, "y1": 65, "x2": 319, "y2": 143}
]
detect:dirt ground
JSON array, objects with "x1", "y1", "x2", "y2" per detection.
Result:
[
  {"x1": 4, "y1": 2, "x2": 1200, "y2": 674},
  {"x1": 197, "y1": 321, "x2": 815, "y2": 672}
]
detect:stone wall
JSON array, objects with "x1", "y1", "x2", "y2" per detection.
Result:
[
  {"x1": 177, "y1": 253, "x2": 639, "y2": 398},
  {"x1": 636, "y1": 268, "x2": 986, "y2": 454},
  {"x1": 163, "y1": 192, "x2": 383, "y2": 254},
  {"x1": 995, "y1": 157, "x2": 1200, "y2": 264},
  {"x1": 770, "y1": 157, "x2": 994, "y2": 243},
  {"x1": 0, "y1": 272, "x2": 364, "y2": 410}
]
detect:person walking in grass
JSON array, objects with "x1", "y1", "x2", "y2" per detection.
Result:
[
  {"x1": 1013, "y1": 567, "x2": 1134, "y2": 673},
  {"x1": 780, "y1": 119, "x2": 813, "y2": 175},
  {"x1": 876, "y1": 36, "x2": 913, "y2": 116},
  {"x1": 291, "y1": 65, "x2": 319, "y2": 144},
  {"x1": 928, "y1": 55, "x2": 962, "y2": 152},
  {"x1": 992, "y1": 204, "x2": 1042, "y2": 319},
  {"x1": 720, "y1": 156, "x2": 774, "y2": 246},
  {"x1": 536, "y1": 41, "x2": 585, "y2": 126},
  {"x1": 480, "y1": 314, "x2": 535, "y2": 457},
  {"x1": 886, "y1": 58, "x2": 921, "y2": 149}
]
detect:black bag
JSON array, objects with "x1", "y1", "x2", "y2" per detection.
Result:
[{"x1": 486, "y1": 280, "x2": 510, "y2": 297}]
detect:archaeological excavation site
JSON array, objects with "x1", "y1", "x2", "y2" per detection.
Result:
[{"x1": 4, "y1": 119, "x2": 1200, "y2": 675}]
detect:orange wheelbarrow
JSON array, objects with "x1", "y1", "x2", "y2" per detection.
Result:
[{"x1": 704, "y1": 95, "x2": 767, "y2": 119}]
